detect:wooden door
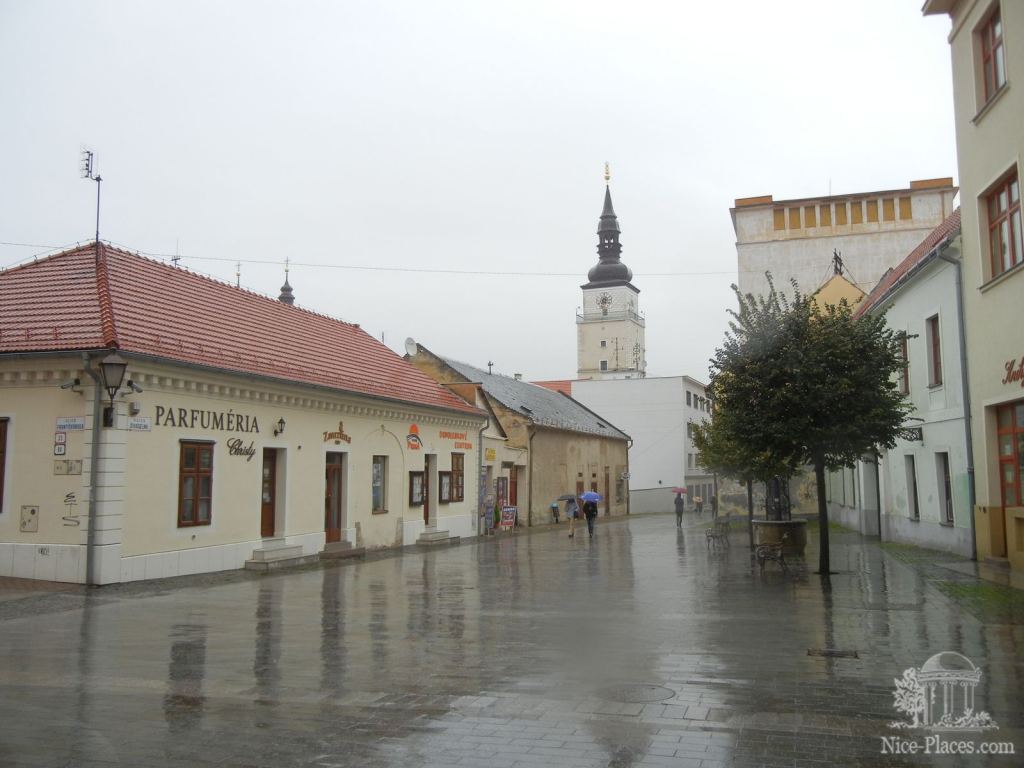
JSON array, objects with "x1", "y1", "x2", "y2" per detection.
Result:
[
  {"x1": 325, "y1": 453, "x2": 343, "y2": 543},
  {"x1": 509, "y1": 466, "x2": 518, "y2": 506},
  {"x1": 261, "y1": 448, "x2": 276, "y2": 537}
]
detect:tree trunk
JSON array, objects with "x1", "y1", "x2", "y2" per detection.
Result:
[
  {"x1": 814, "y1": 459, "x2": 831, "y2": 578},
  {"x1": 746, "y1": 478, "x2": 754, "y2": 550}
]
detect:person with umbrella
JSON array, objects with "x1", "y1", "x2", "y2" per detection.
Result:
[
  {"x1": 580, "y1": 491, "x2": 601, "y2": 538},
  {"x1": 559, "y1": 494, "x2": 580, "y2": 538}
]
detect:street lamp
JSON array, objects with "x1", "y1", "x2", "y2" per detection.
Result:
[
  {"x1": 273, "y1": 417, "x2": 286, "y2": 437},
  {"x1": 100, "y1": 351, "x2": 128, "y2": 427}
]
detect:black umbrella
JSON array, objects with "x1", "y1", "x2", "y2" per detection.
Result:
[{"x1": 556, "y1": 494, "x2": 577, "y2": 501}]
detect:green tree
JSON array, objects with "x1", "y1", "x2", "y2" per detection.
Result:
[{"x1": 704, "y1": 276, "x2": 910, "y2": 577}]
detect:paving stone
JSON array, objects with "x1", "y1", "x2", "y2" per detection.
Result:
[{"x1": 0, "y1": 515, "x2": 1022, "y2": 766}]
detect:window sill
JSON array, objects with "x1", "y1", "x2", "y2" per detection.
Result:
[
  {"x1": 372, "y1": 509, "x2": 388, "y2": 515},
  {"x1": 927, "y1": 382, "x2": 944, "y2": 391},
  {"x1": 971, "y1": 81, "x2": 1009, "y2": 125},
  {"x1": 939, "y1": 520, "x2": 954, "y2": 528},
  {"x1": 909, "y1": 516, "x2": 920, "y2": 523},
  {"x1": 979, "y1": 258, "x2": 1024, "y2": 293}
]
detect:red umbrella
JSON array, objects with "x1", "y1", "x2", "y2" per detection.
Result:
[{"x1": 671, "y1": 487, "x2": 687, "y2": 494}]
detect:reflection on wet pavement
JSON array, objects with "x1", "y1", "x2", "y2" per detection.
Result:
[{"x1": 0, "y1": 515, "x2": 1021, "y2": 767}]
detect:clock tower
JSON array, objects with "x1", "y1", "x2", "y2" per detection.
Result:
[{"x1": 576, "y1": 166, "x2": 646, "y2": 380}]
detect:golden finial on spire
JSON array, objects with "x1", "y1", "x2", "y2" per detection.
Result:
[
  {"x1": 604, "y1": 162, "x2": 611, "y2": 184},
  {"x1": 284, "y1": 256, "x2": 290, "y2": 277}
]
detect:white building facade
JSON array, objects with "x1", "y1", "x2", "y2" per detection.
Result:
[
  {"x1": 925, "y1": 0, "x2": 1024, "y2": 570},
  {"x1": 828, "y1": 215, "x2": 973, "y2": 557},
  {"x1": 569, "y1": 376, "x2": 712, "y2": 514},
  {"x1": 732, "y1": 180, "x2": 958, "y2": 300}
]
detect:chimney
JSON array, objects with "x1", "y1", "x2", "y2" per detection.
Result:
[{"x1": 514, "y1": 373, "x2": 522, "y2": 381}]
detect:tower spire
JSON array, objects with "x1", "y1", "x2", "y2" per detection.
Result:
[
  {"x1": 584, "y1": 164, "x2": 631, "y2": 287},
  {"x1": 278, "y1": 257, "x2": 295, "y2": 305}
]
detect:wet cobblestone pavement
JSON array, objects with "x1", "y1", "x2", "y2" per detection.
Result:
[{"x1": 0, "y1": 515, "x2": 1021, "y2": 767}]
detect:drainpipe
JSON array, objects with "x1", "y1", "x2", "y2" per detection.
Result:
[
  {"x1": 626, "y1": 437, "x2": 632, "y2": 515},
  {"x1": 477, "y1": 414, "x2": 488, "y2": 535},
  {"x1": 81, "y1": 353, "x2": 103, "y2": 586},
  {"x1": 873, "y1": 451, "x2": 882, "y2": 542},
  {"x1": 527, "y1": 427, "x2": 535, "y2": 526},
  {"x1": 938, "y1": 246, "x2": 977, "y2": 560}
]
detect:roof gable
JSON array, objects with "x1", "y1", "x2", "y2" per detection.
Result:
[
  {"x1": 1, "y1": 244, "x2": 477, "y2": 415},
  {"x1": 855, "y1": 209, "x2": 961, "y2": 318}
]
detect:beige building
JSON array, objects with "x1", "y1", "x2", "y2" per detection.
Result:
[
  {"x1": 407, "y1": 345, "x2": 630, "y2": 526},
  {"x1": 732, "y1": 179, "x2": 958, "y2": 299},
  {"x1": 925, "y1": 0, "x2": 1024, "y2": 568},
  {"x1": 0, "y1": 244, "x2": 484, "y2": 584}
]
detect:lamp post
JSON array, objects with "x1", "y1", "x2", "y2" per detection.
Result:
[{"x1": 99, "y1": 351, "x2": 128, "y2": 427}]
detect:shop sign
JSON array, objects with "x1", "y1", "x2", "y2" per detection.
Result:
[
  {"x1": 407, "y1": 424, "x2": 423, "y2": 450},
  {"x1": 128, "y1": 416, "x2": 152, "y2": 432},
  {"x1": 226, "y1": 437, "x2": 257, "y2": 462},
  {"x1": 439, "y1": 429, "x2": 473, "y2": 450},
  {"x1": 154, "y1": 406, "x2": 260, "y2": 432},
  {"x1": 323, "y1": 420, "x2": 352, "y2": 444},
  {"x1": 56, "y1": 416, "x2": 85, "y2": 432},
  {"x1": 485, "y1": 447, "x2": 496, "y2": 461},
  {"x1": 1003, "y1": 357, "x2": 1024, "y2": 388}
]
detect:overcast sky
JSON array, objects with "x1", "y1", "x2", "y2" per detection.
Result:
[{"x1": 1, "y1": 1, "x2": 957, "y2": 382}]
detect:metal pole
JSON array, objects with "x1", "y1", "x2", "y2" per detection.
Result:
[{"x1": 94, "y1": 175, "x2": 102, "y2": 244}]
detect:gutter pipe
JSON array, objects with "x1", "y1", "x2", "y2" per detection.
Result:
[
  {"x1": 937, "y1": 246, "x2": 977, "y2": 560},
  {"x1": 81, "y1": 353, "x2": 103, "y2": 586},
  {"x1": 477, "y1": 409, "x2": 488, "y2": 535}
]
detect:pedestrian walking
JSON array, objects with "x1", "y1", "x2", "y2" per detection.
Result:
[
  {"x1": 565, "y1": 496, "x2": 580, "y2": 538},
  {"x1": 674, "y1": 492, "x2": 685, "y2": 527},
  {"x1": 583, "y1": 499, "x2": 598, "y2": 538},
  {"x1": 694, "y1": 494, "x2": 704, "y2": 515}
]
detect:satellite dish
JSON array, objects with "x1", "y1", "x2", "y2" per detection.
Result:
[{"x1": 404, "y1": 337, "x2": 418, "y2": 356}]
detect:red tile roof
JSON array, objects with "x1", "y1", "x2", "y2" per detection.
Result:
[
  {"x1": 0, "y1": 243, "x2": 478, "y2": 415},
  {"x1": 854, "y1": 208, "x2": 961, "y2": 319}
]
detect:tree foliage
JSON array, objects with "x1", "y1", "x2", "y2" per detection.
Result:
[{"x1": 700, "y1": 275, "x2": 911, "y2": 576}]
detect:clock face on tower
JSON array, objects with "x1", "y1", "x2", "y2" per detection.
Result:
[{"x1": 597, "y1": 292, "x2": 612, "y2": 314}]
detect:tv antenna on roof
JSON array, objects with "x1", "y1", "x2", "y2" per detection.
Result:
[{"x1": 80, "y1": 148, "x2": 102, "y2": 245}]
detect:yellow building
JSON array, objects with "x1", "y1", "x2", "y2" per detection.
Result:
[{"x1": 0, "y1": 244, "x2": 484, "y2": 584}]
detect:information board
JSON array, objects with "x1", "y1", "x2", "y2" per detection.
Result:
[{"x1": 499, "y1": 506, "x2": 517, "y2": 531}]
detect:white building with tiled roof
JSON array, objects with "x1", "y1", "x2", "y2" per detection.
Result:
[
  {"x1": 0, "y1": 243, "x2": 485, "y2": 584},
  {"x1": 826, "y1": 211, "x2": 972, "y2": 557}
]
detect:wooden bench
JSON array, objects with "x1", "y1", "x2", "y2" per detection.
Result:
[
  {"x1": 756, "y1": 533, "x2": 789, "y2": 573},
  {"x1": 705, "y1": 518, "x2": 731, "y2": 550}
]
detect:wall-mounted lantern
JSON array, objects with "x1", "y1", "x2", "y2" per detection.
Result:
[
  {"x1": 274, "y1": 418, "x2": 286, "y2": 437},
  {"x1": 100, "y1": 351, "x2": 128, "y2": 427}
]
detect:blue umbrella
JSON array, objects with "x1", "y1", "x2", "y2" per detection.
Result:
[{"x1": 580, "y1": 491, "x2": 602, "y2": 502}]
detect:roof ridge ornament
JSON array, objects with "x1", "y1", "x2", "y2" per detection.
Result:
[{"x1": 604, "y1": 161, "x2": 610, "y2": 184}]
